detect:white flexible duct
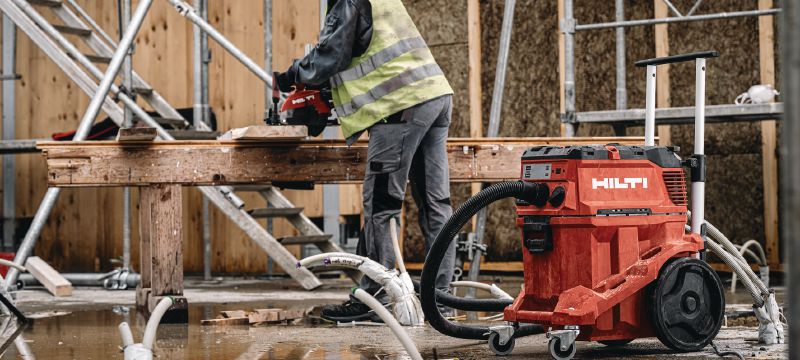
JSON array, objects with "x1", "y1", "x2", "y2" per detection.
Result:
[
  {"x1": 705, "y1": 221, "x2": 769, "y2": 295},
  {"x1": 299, "y1": 252, "x2": 424, "y2": 326},
  {"x1": 119, "y1": 297, "x2": 175, "y2": 360},
  {"x1": 0, "y1": 259, "x2": 26, "y2": 272},
  {"x1": 353, "y1": 289, "x2": 422, "y2": 360},
  {"x1": 731, "y1": 240, "x2": 769, "y2": 294},
  {"x1": 450, "y1": 281, "x2": 514, "y2": 301}
]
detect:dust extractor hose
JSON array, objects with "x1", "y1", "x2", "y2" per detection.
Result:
[{"x1": 421, "y1": 181, "x2": 549, "y2": 340}]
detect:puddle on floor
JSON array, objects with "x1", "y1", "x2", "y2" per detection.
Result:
[{"x1": 0, "y1": 303, "x2": 406, "y2": 360}]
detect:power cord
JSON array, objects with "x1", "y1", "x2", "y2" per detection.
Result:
[{"x1": 710, "y1": 341, "x2": 745, "y2": 360}]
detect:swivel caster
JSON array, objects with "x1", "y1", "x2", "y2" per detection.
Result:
[
  {"x1": 487, "y1": 325, "x2": 515, "y2": 356},
  {"x1": 547, "y1": 326, "x2": 579, "y2": 360}
]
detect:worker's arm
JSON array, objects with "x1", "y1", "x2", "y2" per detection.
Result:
[{"x1": 280, "y1": 0, "x2": 372, "y2": 89}]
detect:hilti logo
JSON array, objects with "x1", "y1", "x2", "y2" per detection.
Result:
[
  {"x1": 592, "y1": 178, "x2": 649, "y2": 190},
  {"x1": 291, "y1": 95, "x2": 316, "y2": 105}
]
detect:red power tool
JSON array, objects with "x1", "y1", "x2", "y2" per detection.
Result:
[{"x1": 266, "y1": 73, "x2": 335, "y2": 137}]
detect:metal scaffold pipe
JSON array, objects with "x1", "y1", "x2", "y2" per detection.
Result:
[{"x1": 576, "y1": 8, "x2": 781, "y2": 31}]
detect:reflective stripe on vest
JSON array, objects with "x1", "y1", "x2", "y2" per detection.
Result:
[
  {"x1": 335, "y1": 63, "x2": 443, "y2": 117},
  {"x1": 330, "y1": 37, "x2": 428, "y2": 88}
]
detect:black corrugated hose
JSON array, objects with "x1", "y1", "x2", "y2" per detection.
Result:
[{"x1": 420, "y1": 181, "x2": 550, "y2": 340}]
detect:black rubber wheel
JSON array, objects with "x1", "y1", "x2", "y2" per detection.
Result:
[
  {"x1": 488, "y1": 332, "x2": 515, "y2": 356},
  {"x1": 648, "y1": 257, "x2": 725, "y2": 352},
  {"x1": 548, "y1": 338, "x2": 577, "y2": 360},
  {"x1": 598, "y1": 339, "x2": 633, "y2": 347}
]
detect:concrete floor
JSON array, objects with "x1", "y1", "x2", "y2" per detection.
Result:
[{"x1": 0, "y1": 277, "x2": 788, "y2": 359}]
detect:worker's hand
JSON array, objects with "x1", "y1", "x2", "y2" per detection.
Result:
[{"x1": 275, "y1": 71, "x2": 295, "y2": 93}]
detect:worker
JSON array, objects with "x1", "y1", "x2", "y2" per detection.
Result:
[{"x1": 275, "y1": 0, "x2": 456, "y2": 322}]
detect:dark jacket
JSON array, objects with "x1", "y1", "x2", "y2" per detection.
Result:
[{"x1": 285, "y1": 0, "x2": 373, "y2": 87}]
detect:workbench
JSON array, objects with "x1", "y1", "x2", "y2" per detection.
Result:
[{"x1": 37, "y1": 137, "x2": 644, "y2": 319}]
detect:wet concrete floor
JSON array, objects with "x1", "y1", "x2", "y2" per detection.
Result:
[{"x1": 0, "y1": 277, "x2": 788, "y2": 359}]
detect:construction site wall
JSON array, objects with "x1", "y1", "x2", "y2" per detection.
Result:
[{"x1": 1, "y1": 0, "x2": 778, "y2": 271}]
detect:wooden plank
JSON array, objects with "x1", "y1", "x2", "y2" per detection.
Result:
[
  {"x1": 654, "y1": 0, "x2": 671, "y2": 145},
  {"x1": 25, "y1": 256, "x2": 72, "y2": 297},
  {"x1": 143, "y1": 184, "x2": 183, "y2": 297},
  {"x1": 219, "y1": 126, "x2": 308, "y2": 141},
  {"x1": 201, "y1": 317, "x2": 250, "y2": 326},
  {"x1": 221, "y1": 310, "x2": 248, "y2": 318},
  {"x1": 39, "y1": 137, "x2": 646, "y2": 186},
  {"x1": 758, "y1": 0, "x2": 780, "y2": 267},
  {"x1": 116, "y1": 127, "x2": 158, "y2": 142}
]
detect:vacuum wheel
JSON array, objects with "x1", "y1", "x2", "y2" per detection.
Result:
[
  {"x1": 548, "y1": 337, "x2": 576, "y2": 360},
  {"x1": 648, "y1": 257, "x2": 725, "y2": 352},
  {"x1": 488, "y1": 332, "x2": 515, "y2": 356}
]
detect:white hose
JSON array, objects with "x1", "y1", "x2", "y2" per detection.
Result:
[
  {"x1": 142, "y1": 297, "x2": 174, "y2": 350},
  {"x1": 451, "y1": 281, "x2": 514, "y2": 300},
  {"x1": 353, "y1": 289, "x2": 422, "y2": 360},
  {"x1": 0, "y1": 259, "x2": 26, "y2": 272},
  {"x1": 119, "y1": 323, "x2": 135, "y2": 347},
  {"x1": 705, "y1": 221, "x2": 768, "y2": 295},
  {"x1": 732, "y1": 240, "x2": 769, "y2": 293}
]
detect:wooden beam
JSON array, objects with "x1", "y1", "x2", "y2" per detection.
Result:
[
  {"x1": 468, "y1": 0, "x2": 483, "y2": 213},
  {"x1": 116, "y1": 127, "x2": 158, "y2": 142},
  {"x1": 25, "y1": 256, "x2": 72, "y2": 297},
  {"x1": 654, "y1": 0, "x2": 671, "y2": 145},
  {"x1": 39, "y1": 137, "x2": 646, "y2": 186},
  {"x1": 758, "y1": 0, "x2": 780, "y2": 267}
]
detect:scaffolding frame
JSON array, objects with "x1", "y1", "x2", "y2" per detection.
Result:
[{"x1": 560, "y1": 0, "x2": 783, "y2": 136}]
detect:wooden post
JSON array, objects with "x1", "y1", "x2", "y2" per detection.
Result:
[
  {"x1": 468, "y1": 0, "x2": 483, "y2": 219},
  {"x1": 654, "y1": 0, "x2": 671, "y2": 145},
  {"x1": 137, "y1": 184, "x2": 188, "y2": 323},
  {"x1": 758, "y1": 0, "x2": 780, "y2": 267}
]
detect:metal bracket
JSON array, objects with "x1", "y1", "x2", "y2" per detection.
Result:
[
  {"x1": 560, "y1": 19, "x2": 576, "y2": 34},
  {"x1": 487, "y1": 324, "x2": 515, "y2": 346},
  {"x1": 547, "y1": 326, "x2": 580, "y2": 352}
]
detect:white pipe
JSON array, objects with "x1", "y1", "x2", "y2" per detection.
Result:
[
  {"x1": 353, "y1": 289, "x2": 422, "y2": 360},
  {"x1": 389, "y1": 218, "x2": 406, "y2": 274},
  {"x1": 644, "y1": 64, "x2": 657, "y2": 146},
  {"x1": 0, "y1": 259, "x2": 25, "y2": 272},
  {"x1": 142, "y1": 297, "x2": 174, "y2": 350},
  {"x1": 119, "y1": 323, "x2": 135, "y2": 347},
  {"x1": 690, "y1": 58, "x2": 706, "y2": 235},
  {"x1": 451, "y1": 281, "x2": 514, "y2": 300},
  {"x1": 732, "y1": 240, "x2": 770, "y2": 293}
]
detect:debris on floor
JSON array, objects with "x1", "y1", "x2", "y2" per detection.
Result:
[{"x1": 201, "y1": 308, "x2": 306, "y2": 326}]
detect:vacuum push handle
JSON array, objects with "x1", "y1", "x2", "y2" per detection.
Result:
[
  {"x1": 634, "y1": 50, "x2": 719, "y2": 67},
  {"x1": 638, "y1": 50, "x2": 718, "y2": 239}
]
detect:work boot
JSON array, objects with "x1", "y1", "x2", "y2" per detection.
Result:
[{"x1": 320, "y1": 300, "x2": 376, "y2": 322}]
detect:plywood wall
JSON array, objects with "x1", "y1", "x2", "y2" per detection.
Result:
[{"x1": 5, "y1": 0, "x2": 344, "y2": 274}]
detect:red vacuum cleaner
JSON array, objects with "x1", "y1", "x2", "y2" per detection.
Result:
[{"x1": 421, "y1": 51, "x2": 724, "y2": 359}]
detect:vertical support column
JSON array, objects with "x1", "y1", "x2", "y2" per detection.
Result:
[
  {"x1": 318, "y1": 0, "x2": 341, "y2": 255},
  {"x1": 758, "y1": 0, "x2": 780, "y2": 267},
  {"x1": 468, "y1": 0, "x2": 482, "y2": 222},
  {"x1": 194, "y1": 0, "x2": 213, "y2": 281},
  {"x1": 614, "y1": 0, "x2": 626, "y2": 111},
  {"x1": 121, "y1": 0, "x2": 133, "y2": 270},
  {"x1": 557, "y1": 0, "x2": 566, "y2": 136},
  {"x1": 780, "y1": 0, "x2": 800, "y2": 356},
  {"x1": 654, "y1": 0, "x2": 672, "y2": 145},
  {"x1": 561, "y1": 0, "x2": 577, "y2": 137},
  {"x1": 138, "y1": 185, "x2": 188, "y2": 323},
  {"x1": 2, "y1": 15, "x2": 16, "y2": 251}
]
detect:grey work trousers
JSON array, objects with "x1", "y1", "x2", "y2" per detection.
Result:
[{"x1": 357, "y1": 95, "x2": 456, "y2": 295}]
